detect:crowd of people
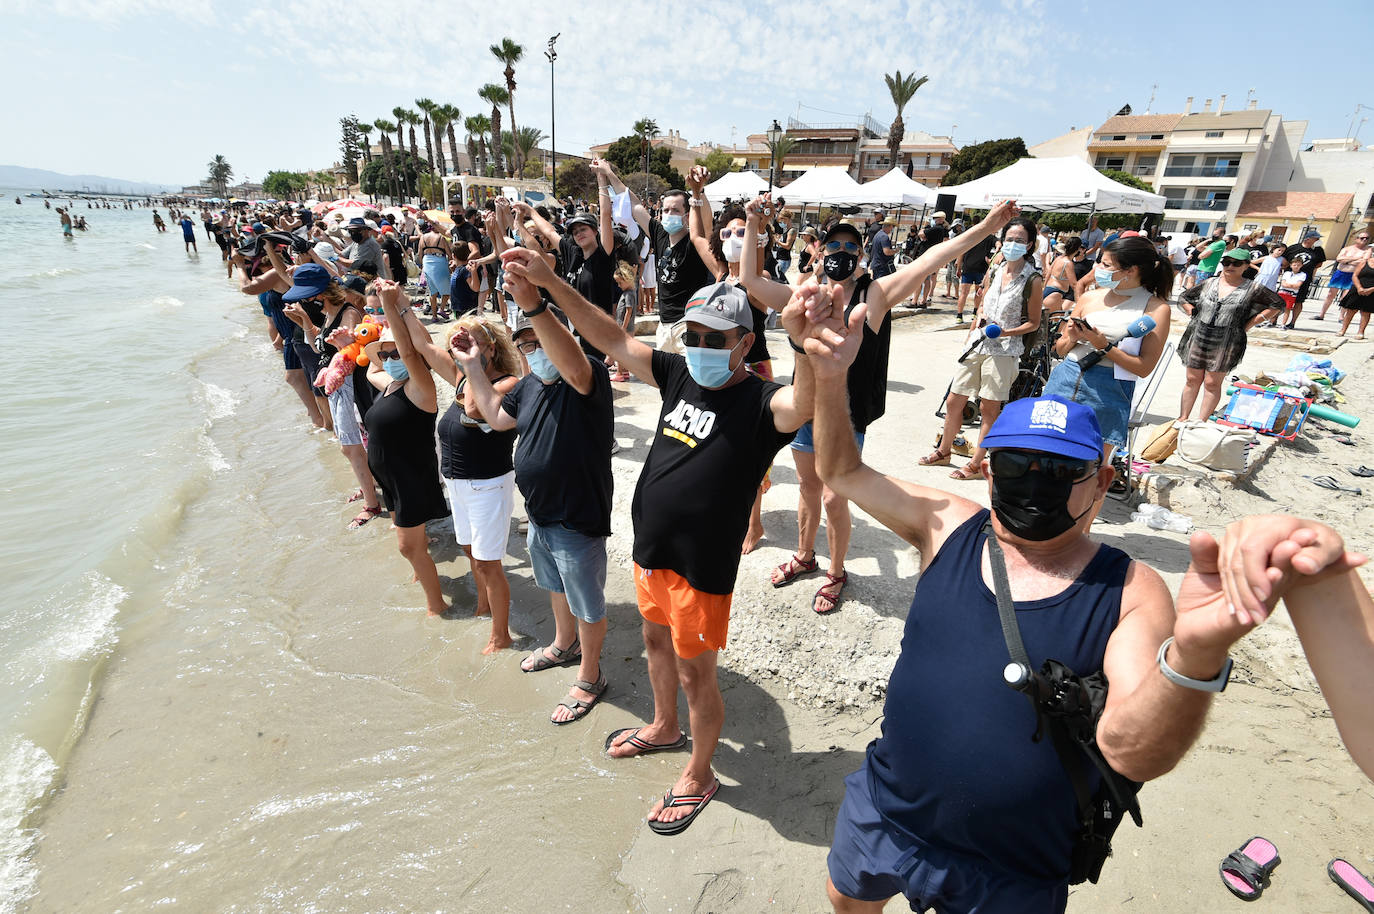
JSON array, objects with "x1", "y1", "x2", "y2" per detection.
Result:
[{"x1": 196, "y1": 159, "x2": 1374, "y2": 912}]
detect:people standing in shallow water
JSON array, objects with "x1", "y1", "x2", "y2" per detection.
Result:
[
  {"x1": 57, "y1": 207, "x2": 72, "y2": 237},
  {"x1": 153, "y1": 210, "x2": 166, "y2": 232}
]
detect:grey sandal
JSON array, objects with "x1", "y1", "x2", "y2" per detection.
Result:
[
  {"x1": 520, "y1": 639, "x2": 581, "y2": 673},
  {"x1": 552, "y1": 674, "x2": 607, "y2": 726}
]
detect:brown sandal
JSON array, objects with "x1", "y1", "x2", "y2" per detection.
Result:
[
  {"x1": 347, "y1": 505, "x2": 383, "y2": 530},
  {"x1": 813, "y1": 571, "x2": 847, "y2": 614},
  {"x1": 771, "y1": 553, "x2": 818, "y2": 587},
  {"x1": 919, "y1": 448, "x2": 952, "y2": 466},
  {"x1": 949, "y1": 463, "x2": 981, "y2": 480}
]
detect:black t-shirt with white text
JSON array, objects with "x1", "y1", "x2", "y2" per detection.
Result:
[
  {"x1": 631, "y1": 351, "x2": 795, "y2": 593},
  {"x1": 501, "y1": 358, "x2": 614, "y2": 537},
  {"x1": 649, "y1": 218, "x2": 716, "y2": 325},
  {"x1": 1285, "y1": 245, "x2": 1326, "y2": 301}
]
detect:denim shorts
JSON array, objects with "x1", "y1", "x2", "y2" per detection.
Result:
[
  {"x1": 828, "y1": 766, "x2": 1068, "y2": 913},
  {"x1": 526, "y1": 520, "x2": 608, "y2": 623},
  {"x1": 790, "y1": 420, "x2": 864, "y2": 454}
]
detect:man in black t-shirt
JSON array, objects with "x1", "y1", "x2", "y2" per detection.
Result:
[
  {"x1": 596, "y1": 160, "x2": 715, "y2": 354},
  {"x1": 500, "y1": 246, "x2": 812, "y2": 836},
  {"x1": 917, "y1": 211, "x2": 950, "y2": 307},
  {"x1": 457, "y1": 297, "x2": 614, "y2": 725},
  {"x1": 522, "y1": 186, "x2": 619, "y2": 358},
  {"x1": 1282, "y1": 231, "x2": 1327, "y2": 329}
]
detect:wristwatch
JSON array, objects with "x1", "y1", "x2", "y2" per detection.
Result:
[
  {"x1": 1156, "y1": 637, "x2": 1232, "y2": 692},
  {"x1": 521, "y1": 298, "x2": 550, "y2": 318}
]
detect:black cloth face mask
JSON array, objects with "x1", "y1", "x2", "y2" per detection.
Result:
[
  {"x1": 990, "y1": 469, "x2": 1094, "y2": 541},
  {"x1": 823, "y1": 251, "x2": 858, "y2": 281}
]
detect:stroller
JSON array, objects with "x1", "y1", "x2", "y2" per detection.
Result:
[{"x1": 936, "y1": 308, "x2": 1072, "y2": 425}]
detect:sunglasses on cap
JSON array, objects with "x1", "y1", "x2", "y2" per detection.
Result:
[
  {"x1": 823, "y1": 240, "x2": 861, "y2": 254},
  {"x1": 376, "y1": 348, "x2": 401, "y2": 361},
  {"x1": 682, "y1": 329, "x2": 737, "y2": 349},
  {"x1": 990, "y1": 451, "x2": 1099, "y2": 483}
]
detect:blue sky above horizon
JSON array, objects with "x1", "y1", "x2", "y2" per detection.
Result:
[{"x1": 4, "y1": 0, "x2": 1371, "y2": 186}]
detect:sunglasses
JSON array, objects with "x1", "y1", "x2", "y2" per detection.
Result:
[
  {"x1": 682, "y1": 329, "x2": 737, "y2": 350},
  {"x1": 823, "y1": 240, "x2": 861, "y2": 254},
  {"x1": 1220, "y1": 258, "x2": 1248, "y2": 267},
  {"x1": 990, "y1": 451, "x2": 1099, "y2": 484},
  {"x1": 376, "y1": 348, "x2": 401, "y2": 361},
  {"x1": 719, "y1": 227, "x2": 747, "y2": 240}
]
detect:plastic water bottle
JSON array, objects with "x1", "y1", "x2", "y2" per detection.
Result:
[{"x1": 1130, "y1": 503, "x2": 1193, "y2": 533}]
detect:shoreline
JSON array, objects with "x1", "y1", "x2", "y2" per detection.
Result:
[{"x1": 22, "y1": 288, "x2": 1374, "y2": 912}]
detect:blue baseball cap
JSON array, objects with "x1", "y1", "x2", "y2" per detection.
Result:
[
  {"x1": 981, "y1": 396, "x2": 1103, "y2": 461},
  {"x1": 282, "y1": 263, "x2": 333, "y2": 302},
  {"x1": 347, "y1": 216, "x2": 368, "y2": 228}
]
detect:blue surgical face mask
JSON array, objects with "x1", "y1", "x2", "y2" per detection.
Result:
[
  {"x1": 1002, "y1": 240, "x2": 1028, "y2": 261},
  {"x1": 684, "y1": 340, "x2": 741, "y2": 389},
  {"x1": 525, "y1": 346, "x2": 561, "y2": 382},
  {"x1": 384, "y1": 358, "x2": 410, "y2": 381},
  {"x1": 1094, "y1": 266, "x2": 1121, "y2": 290},
  {"x1": 662, "y1": 214, "x2": 685, "y2": 235}
]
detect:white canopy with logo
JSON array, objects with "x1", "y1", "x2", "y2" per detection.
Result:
[{"x1": 938, "y1": 156, "x2": 1166, "y2": 213}]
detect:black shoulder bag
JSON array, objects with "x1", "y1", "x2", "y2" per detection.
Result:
[{"x1": 984, "y1": 523, "x2": 1143, "y2": 885}]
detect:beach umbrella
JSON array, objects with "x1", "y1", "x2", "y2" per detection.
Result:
[
  {"x1": 422, "y1": 209, "x2": 454, "y2": 225},
  {"x1": 324, "y1": 199, "x2": 372, "y2": 216}
]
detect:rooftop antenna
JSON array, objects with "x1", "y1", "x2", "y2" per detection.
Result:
[{"x1": 1145, "y1": 84, "x2": 1157, "y2": 113}]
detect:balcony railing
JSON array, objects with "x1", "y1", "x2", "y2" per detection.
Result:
[
  {"x1": 1164, "y1": 197, "x2": 1231, "y2": 212},
  {"x1": 1163, "y1": 165, "x2": 1240, "y2": 178}
]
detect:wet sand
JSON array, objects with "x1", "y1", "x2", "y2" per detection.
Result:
[{"x1": 26, "y1": 304, "x2": 1374, "y2": 912}]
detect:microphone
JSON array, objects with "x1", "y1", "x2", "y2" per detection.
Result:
[
  {"x1": 957, "y1": 323, "x2": 1002, "y2": 363},
  {"x1": 1077, "y1": 315, "x2": 1156, "y2": 369}
]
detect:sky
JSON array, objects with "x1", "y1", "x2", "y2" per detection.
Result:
[{"x1": 3, "y1": 0, "x2": 1371, "y2": 187}]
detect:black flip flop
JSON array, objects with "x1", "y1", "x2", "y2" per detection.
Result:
[
  {"x1": 1330, "y1": 858, "x2": 1374, "y2": 911},
  {"x1": 647, "y1": 778, "x2": 721, "y2": 836},
  {"x1": 603, "y1": 727, "x2": 688, "y2": 756},
  {"x1": 1350, "y1": 466, "x2": 1374, "y2": 478},
  {"x1": 1220, "y1": 836, "x2": 1281, "y2": 901}
]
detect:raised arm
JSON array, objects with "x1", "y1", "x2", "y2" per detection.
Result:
[
  {"x1": 403, "y1": 308, "x2": 461, "y2": 386},
  {"x1": 802, "y1": 278, "x2": 976, "y2": 553},
  {"x1": 501, "y1": 247, "x2": 656, "y2": 388},
  {"x1": 738, "y1": 195, "x2": 792, "y2": 312},
  {"x1": 687, "y1": 166, "x2": 722, "y2": 275},
  {"x1": 867, "y1": 201, "x2": 1018, "y2": 323},
  {"x1": 593, "y1": 162, "x2": 616, "y2": 256},
  {"x1": 374, "y1": 279, "x2": 436, "y2": 410},
  {"x1": 521, "y1": 203, "x2": 563, "y2": 249}
]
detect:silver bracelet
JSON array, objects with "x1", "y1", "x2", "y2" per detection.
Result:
[{"x1": 1156, "y1": 636, "x2": 1232, "y2": 692}]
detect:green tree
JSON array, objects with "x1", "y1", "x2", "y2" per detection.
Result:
[
  {"x1": 522, "y1": 159, "x2": 545, "y2": 179},
  {"x1": 554, "y1": 160, "x2": 597, "y2": 201},
  {"x1": 694, "y1": 148, "x2": 740, "y2": 176},
  {"x1": 339, "y1": 115, "x2": 363, "y2": 183},
  {"x1": 604, "y1": 135, "x2": 684, "y2": 190},
  {"x1": 623, "y1": 171, "x2": 671, "y2": 199},
  {"x1": 633, "y1": 117, "x2": 659, "y2": 178},
  {"x1": 884, "y1": 70, "x2": 930, "y2": 169},
  {"x1": 491, "y1": 38, "x2": 525, "y2": 173},
  {"x1": 503, "y1": 125, "x2": 548, "y2": 176},
  {"x1": 765, "y1": 134, "x2": 797, "y2": 185},
  {"x1": 437, "y1": 103, "x2": 463, "y2": 175},
  {"x1": 206, "y1": 154, "x2": 233, "y2": 197},
  {"x1": 360, "y1": 150, "x2": 429, "y2": 199},
  {"x1": 262, "y1": 170, "x2": 308, "y2": 199},
  {"x1": 415, "y1": 98, "x2": 438, "y2": 177},
  {"x1": 478, "y1": 84, "x2": 510, "y2": 176},
  {"x1": 943, "y1": 137, "x2": 1028, "y2": 186},
  {"x1": 428, "y1": 104, "x2": 449, "y2": 176},
  {"x1": 358, "y1": 123, "x2": 373, "y2": 165},
  {"x1": 374, "y1": 118, "x2": 401, "y2": 201},
  {"x1": 465, "y1": 114, "x2": 491, "y2": 175}
]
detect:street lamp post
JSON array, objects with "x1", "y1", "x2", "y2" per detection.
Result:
[
  {"x1": 546, "y1": 33, "x2": 559, "y2": 201},
  {"x1": 766, "y1": 119, "x2": 783, "y2": 191}
]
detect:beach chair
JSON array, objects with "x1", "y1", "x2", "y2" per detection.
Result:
[{"x1": 1110, "y1": 340, "x2": 1175, "y2": 501}]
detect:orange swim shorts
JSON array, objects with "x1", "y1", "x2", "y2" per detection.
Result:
[{"x1": 634, "y1": 564, "x2": 733, "y2": 659}]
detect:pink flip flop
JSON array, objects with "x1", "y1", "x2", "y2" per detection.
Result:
[
  {"x1": 1330, "y1": 858, "x2": 1374, "y2": 912},
  {"x1": 1220, "y1": 836, "x2": 1280, "y2": 901}
]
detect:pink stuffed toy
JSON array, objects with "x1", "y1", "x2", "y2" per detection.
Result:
[{"x1": 314, "y1": 315, "x2": 383, "y2": 395}]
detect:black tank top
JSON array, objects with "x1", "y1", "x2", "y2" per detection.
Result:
[
  {"x1": 437, "y1": 376, "x2": 517, "y2": 479},
  {"x1": 316, "y1": 304, "x2": 361, "y2": 361}
]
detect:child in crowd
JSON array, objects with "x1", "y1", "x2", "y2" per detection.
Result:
[
  {"x1": 610, "y1": 260, "x2": 637, "y2": 382},
  {"x1": 1278, "y1": 262, "x2": 1307, "y2": 325}
]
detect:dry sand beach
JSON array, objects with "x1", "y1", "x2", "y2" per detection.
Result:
[{"x1": 23, "y1": 299, "x2": 1374, "y2": 912}]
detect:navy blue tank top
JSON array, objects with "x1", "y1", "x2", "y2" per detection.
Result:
[{"x1": 868, "y1": 509, "x2": 1129, "y2": 882}]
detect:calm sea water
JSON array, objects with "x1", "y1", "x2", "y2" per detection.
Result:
[{"x1": 0, "y1": 191, "x2": 263, "y2": 909}]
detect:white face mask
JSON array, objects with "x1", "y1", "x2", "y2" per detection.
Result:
[{"x1": 722, "y1": 237, "x2": 745, "y2": 263}]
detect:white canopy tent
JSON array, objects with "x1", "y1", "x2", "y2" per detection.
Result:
[
  {"x1": 938, "y1": 156, "x2": 1166, "y2": 214},
  {"x1": 849, "y1": 168, "x2": 935, "y2": 207},
  {"x1": 772, "y1": 166, "x2": 866, "y2": 205},
  {"x1": 702, "y1": 170, "x2": 769, "y2": 205},
  {"x1": 442, "y1": 174, "x2": 553, "y2": 210}
]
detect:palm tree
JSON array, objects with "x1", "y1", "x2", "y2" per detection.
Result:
[
  {"x1": 375, "y1": 118, "x2": 400, "y2": 202},
  {"x1": 883, "y1": 70, "x2": 930, "y2": 171},
  {"x1": 206, "y1": 154, "x2": 233, "y2": 197},
  {"x1": 464, "y1": 116, "x2": 485, "y2": 175},
  {"x1": 429, "y1": 106, "x2": 449, "y2": 177},
  {"x1": 438, "y1": 103, "x2": 463, "y2": 174},
  {"x1": 503, "y1": 126, "x2": 549, "y2": 178},
  {"x1": 415, "y1": 98, "x2": 438, "y2": 177},
  {"x1": 633, "y1": 118, "x2": 660, "y2": 179},
  {"x1": 490, "y1": 38, "x2": 524, "y2": 173},
  {"x1": 358, "y1": 124, "x2": 373, "y2": 165},
  {"x1": 478, "y1": 84, "x2": 509, "y2": 177},
  {"x1": 765, "y1": 135, "x2": 797, "y2": 187},
  {"x1": 390, "y1": 107, "x2": 409, "y2": 192}
]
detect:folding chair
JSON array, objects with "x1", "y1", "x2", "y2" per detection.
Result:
[{"x1": 1110, "y1": 340, "x2": 1175, "y2": 501}]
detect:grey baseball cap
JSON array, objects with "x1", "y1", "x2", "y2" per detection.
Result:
[{"x1": 681, "y1": 281, "x2": 753, "y2": 332}]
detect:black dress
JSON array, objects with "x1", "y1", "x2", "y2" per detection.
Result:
[
  {"x1": 1341, "y1": 263, "x2": 1374, "y2": 314},
  {"x1": 365, "y1": 382, "x2": 449, "y2": 528}
]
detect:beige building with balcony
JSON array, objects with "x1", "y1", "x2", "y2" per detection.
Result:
[{"x1": 722, "y1": 119, "x2": 955, "y2": 189}]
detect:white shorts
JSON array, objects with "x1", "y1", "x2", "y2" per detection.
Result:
[
  {"x1": 328, "y1": 373, "x2": 364, "y2": 446},
  {"x1": 655, "y1": 319, "x2": 686, "y2": 355},
  {"x1": 640, "y1": 253, "x2": 658, "y2": 289},
  {"x1": 444, "y1": 471, "x2": 516, "y2": 561},
  {"x1": 950, "y1": 353, "x2": 1018, "y2": 401}
]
